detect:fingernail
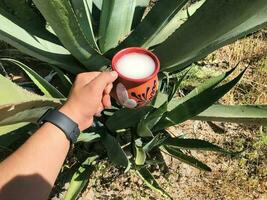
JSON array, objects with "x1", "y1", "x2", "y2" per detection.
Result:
[{"x1": 111, "y1": 71, "x2": 118, "y2": 78}]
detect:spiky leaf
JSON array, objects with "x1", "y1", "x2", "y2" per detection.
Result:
[
  {"x1": 132, "y1": 0, "x2": 150, "y2": 28},
  {"x1": 0, "y1": 0, "x2": 45, "y2": 27},
  {"x1": 148, "y1": 0, "x2": 206, "y2": 47},
  {"x1": 154, "y1": 0, "x2": 267, "y2": 72},
  {"x1": 154, "y1": 68, "x2": 246, "y2": 130},
  {"x1": 137, "y1": 167, "x2": 171, "y2": 199},
  {"x1": 71, "y1": 0, "x2": 99, "y2": 50},
  {"x1": 0, "y1": 8, "x2": 82, "y2": 73},
  {"x1": 163, "y1": 146, "x2": 211, "y2": 171},
  {"x1": 0, "y1": 75, "x2": 61, "y2": 125},
  {"x1": 50, "y1": 66, "x2": 72, "y2": 96},
  {"x1": 163, "y1": 138, "x2": 234, "y2": 154},
  {"x1": 194, "y1": 104, "x2": 267, "y2": 126},
  {"x1": 100, "y1": 131, "x2": 130, "y2": 170},
  {"x1": 107, "y1": 0, "x2": 189, "y2": 55},
  {"x1": 99, "y1": 0, "x2": 136, "y2": 52},
  {"x1": 135, "y1": 145, "x2": 146, "y2": 166},
  {"x1": 33, "y1": 0, "x2": 109, "y2": 69},
  {"x1": 143, "y1": 133, "x2": 169, "y2": 152},
  {"x1": 1, "y1": 58, "x2": 64, "y2": 98},
  {"x1": 106, "y1": 107, "x2": 152, "y2": 132},
  {"x1": 64, "y1": 155, "x2": 98, "y2": 200},
  {"x1": 0, "y1": 123, "x2": 34, "y2": 148}
]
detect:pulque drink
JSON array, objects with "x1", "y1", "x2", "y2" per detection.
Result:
[
  {"x1": 116, "y1": 52, "x2": 156, "y2": 80},
  {"x1": 112, "y1": 47, "x2": 160, "y2": 108}
]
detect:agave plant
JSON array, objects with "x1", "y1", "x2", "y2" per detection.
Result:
[{"x1": 0, "y1": 0, "x2": 267, "y2": 199}]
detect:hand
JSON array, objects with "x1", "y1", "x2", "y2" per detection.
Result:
[{"x1": 59, "y1": 71, "x2": 118, "y2": 131}]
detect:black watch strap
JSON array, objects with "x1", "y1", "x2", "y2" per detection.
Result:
[{"x1": 37, "y1": 108, "x2": 80, "y2": 143}]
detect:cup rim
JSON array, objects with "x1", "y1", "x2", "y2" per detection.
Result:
[{"x1": 112, "y1": 47, "x2": 160, "y2": 83}]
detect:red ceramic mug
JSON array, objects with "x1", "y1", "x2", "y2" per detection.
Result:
[{"x1": 111, "y1": 47, "x2": 160, "y2": 108}]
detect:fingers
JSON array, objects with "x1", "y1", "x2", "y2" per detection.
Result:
[
  {"x1": 95, "y1": 95, "x2": 111, "y2": 117},
  {"x1": 78, "y1": 71, "x2": 117, "y2": 117},
  {"x1": 88, "y1": 71, "x2": 118, "y2": 92},
  {"x1": 104, "y1": 83, "x2": 113, "y2": 94},
  {"x1": 95, "y1": 104, "x2": 104, "y2": 117},
  {"x1": 75, "y1": 72, "x2": 100, "y2": 86},
  {"x1": 102, "y1": 94, "x2": 111, "y2": 108}
]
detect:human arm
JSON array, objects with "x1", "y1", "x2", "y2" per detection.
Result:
[{"x1": 0, "y1": 71, "x2": 118, "y2": 200}]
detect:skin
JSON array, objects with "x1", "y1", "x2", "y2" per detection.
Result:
[{"x1": 0, "y1": 71, "x2": 118, "y2": 200}]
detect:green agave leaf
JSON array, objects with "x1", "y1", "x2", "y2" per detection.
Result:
[
  {"x1": 0, "y1": 75, "x2": 61, "y2": 125},
  {"x1": 194, "y1": 104, "x2": 267, "y2": 126},
  {"x1": 50, "y1": 66, "x2": 72, "y2": 96},
  {"x1": 148, "y1": 103, "x2": 168, "y2": 127},
  {"x1": 137, "y1": 69, "x2": 190, "y2": 135},
  {"x1": 154, "y1": 68, "x2": 246, "y2": 130},
  {"x1": 135, "y1": 145, "x2": 146, "y2": 166},
  {"x1": 137, "y1": 122, "x2": 154, "y2": 138},
  {"x1": 0, "y1": 122, "x2": 29, "y2": 137},
  {"x1": 64, "y1": 155, "x2": 98, "y2": 200},
  {"x1": 137, "y1": 103, "x2": 167, "y2": 137},
  {"x1": 167, "y1": 76, "x2": 180, "y2": 102},
  {"x1": 137, "y1": 167, "x2": 172, "y2": 199},
  {"x1": 89, "y1": 0, "x2": 103, "y2": 33},
  {"x1": 0, "y1": 123, "x2": 38, "y2": 151},
  {"x1": 168, "y1": 68, "x2": 190, "y2": 102},
  {"x1": 143, "y1": 133, "x2": 169, "y2": 152},
  {"x1": 1, "y1": 58, "x2": 65, "y2": 98},
  {"x1": 148, "y1": 0, "x2": 206, "y2": 48},
  {"x1": 105, "y1": 106, "x2": 152, "y2": 132},
  {"x1": 77, "y1": 121, "x2": 105, "y2": 143},
  {"x1": 167, "y1": 66, "x2": 237, "y2": 110},
  {"x1": 163, "y1": 146, "x2": 211, "y2": 171},
  {"x1": 100, "y1": 131, "x2": 130, "y2": 170},
  {"x1": 0, "y1": 74, "x2": 61, "y2": 105},
  {"x1": 0, "y1": 123, "x2": 32, "y2": 148},
  {"x1": 0, "y1": 8, "x2": 82, "y2": 74},
  {"x1": 154, "y1": 0, "x2": 267, "y2": 72},
  {"x1": 0, "y1": 101, "x2": 60, "y2": 126},
  {"x1": 99, "y1": 0, "x2": 136, "y2": 52},
  {"x1": 106, "y1": 0, "x2": 189, "y2": 56},
  {"x1": 71, "y1": 0, "x2": 99, "y2": 50},
  {"x1": 93, "y1": 0, "x2": 103, "y2": 10},
  {"x1": 152, "y1": 91, "x2": 168, "y2": 108},
  {"x1": 33, "y1": 0, "x2": 109, "y2": 69},
  {"x1": 162, "y1": 138, "x2": 234, "y2": 154},
  {"x1": 77, "y1": 132, "x2": 101, "y2": 143},
  {"x1": 0, "y1": 0, "x2": 45, "y2": 28},
  {"x1": 132, "y1": 0, "x2": 150, "y2": 29}
]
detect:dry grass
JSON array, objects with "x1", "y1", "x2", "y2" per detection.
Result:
[
  {"x1": 210, "y1": 30, "x2": 267, "y2": 105},
  {"x1": 215, "y1": 31, "x2": 267, "y2": 67}
]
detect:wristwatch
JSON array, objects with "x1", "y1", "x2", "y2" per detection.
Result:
[{"x1": 37, "y1": 108, "x2": 80, "y2": 143}]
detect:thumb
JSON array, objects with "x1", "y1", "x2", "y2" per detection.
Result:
[{"x1": 88, "y1": 71, "x2": 118, "y2": 91}]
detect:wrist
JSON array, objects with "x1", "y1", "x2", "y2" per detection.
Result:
[
  {"x1": 38, "y1": 108, "x2": 81, "y2": 143},
  {"x1": 59, "y1": 105, "x2": 93, "y2": 131}
]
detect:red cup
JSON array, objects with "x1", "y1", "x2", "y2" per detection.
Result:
[{"x1": 111, "y1": 47, "x2": 160, "y2": 108}]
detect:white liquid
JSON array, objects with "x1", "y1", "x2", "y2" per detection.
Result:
[{"x1": 116, "y1": 53, "x2": 156, "y2": 79}]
